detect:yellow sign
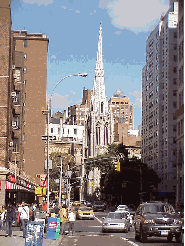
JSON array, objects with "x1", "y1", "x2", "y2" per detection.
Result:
[{"x1": 114, "y1": 161, "x2": 120, "y2": 172}]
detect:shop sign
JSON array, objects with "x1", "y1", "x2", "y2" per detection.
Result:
[
  {"x1": 8, "y1": 175, "x2": 16, "y2": 183},
  {"x1": 48, "y1": 222, "x2": 57, "y2": 229}
]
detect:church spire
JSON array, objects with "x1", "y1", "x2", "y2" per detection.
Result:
[
  {"x1": 92, "y1": 22, "x2": 108, "y2": 115},
  {"x1": 96, "y1": 22, "x2": 103, "y2": 70}
]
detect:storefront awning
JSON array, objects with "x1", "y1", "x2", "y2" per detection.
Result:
[{"x1": 6, "y1": 181, "x2": 25, "y2": 190}]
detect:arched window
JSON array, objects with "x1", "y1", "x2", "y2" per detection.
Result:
[{"x1": 101, "y1": 102, "x2": 103, "y2": 113}]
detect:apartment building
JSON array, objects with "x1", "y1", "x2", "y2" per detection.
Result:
[
  {"x1": 68, "y1": 89, "x2": 92, "y2": 126},
  {"x1": 13, "y1": 30, "x2": 49, "y2": 178},
  {"x1": 0, "y1": 0, "x2": 49, "y2": 207},
  {"x1": 173, "y1": 0, "x2": 184, "y2": 207},
  {"x1": 142, "y1": 2, "x2": 180, "y2": 203},
  {"x1": 109, "y1": 88, "x2": 134, "y2": 131}
]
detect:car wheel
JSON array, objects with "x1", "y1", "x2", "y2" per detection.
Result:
[
  {"x1": 140, "y1": 226, "x2": 147, "y2": 243},
  {"x1": 135, "y1": 230, "x2": 140, "y2": 241},
  {"x1": 175, "y1": 234, "x2": 182, "y2": 243},
  {"x1": 167, "y1": 234, "x2": 173, "y2": 242}
]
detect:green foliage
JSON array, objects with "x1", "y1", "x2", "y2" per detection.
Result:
[
  {"x1": 48, "y1": 152, "x2": 75, "y2": 191},
  {"x1": 85, "y1": 143, "x2": 160, "y2": 206}
]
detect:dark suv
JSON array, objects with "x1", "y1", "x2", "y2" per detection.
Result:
[{"x1": 134, "y1": 201, "x2": 182, "y2": 243}]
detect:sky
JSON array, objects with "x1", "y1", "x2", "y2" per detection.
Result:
[{"x1": 12, "y1": 0, "x2": 169, "y2": 129}]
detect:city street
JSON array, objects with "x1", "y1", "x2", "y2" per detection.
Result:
[{"x1": 60, "y1": 210, "x2": 184, "y2": 246}]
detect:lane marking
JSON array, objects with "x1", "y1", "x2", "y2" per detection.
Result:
[
  {"x1": 94, "y1": 216, "x2": 103, "y2": 224},
  {"x1": 121, "y1": 237, "x2": 139, "y2": 246}
]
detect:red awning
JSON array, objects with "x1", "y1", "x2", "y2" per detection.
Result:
[{"x1": 6, "y1": 181, "x2": 21, "y2": 190}]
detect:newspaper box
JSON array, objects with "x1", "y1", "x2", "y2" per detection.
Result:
[
  {"x1": 25, "y1": 221, "x2": 44, "y2": 246},
  {"x1": 46, "y1": 217, "x2": 60, "y2": 240}
]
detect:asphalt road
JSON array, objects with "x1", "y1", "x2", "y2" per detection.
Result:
[{"x1": 59, "y1": 210, "x2": 184, "y2": 246}]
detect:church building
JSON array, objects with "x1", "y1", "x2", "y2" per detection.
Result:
[{"x1": 85, "y1": 22, "x2": 114, "y2": 158}]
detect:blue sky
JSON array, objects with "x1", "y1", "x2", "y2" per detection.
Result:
[{"x1": 12, "y1": 0, "x2": 169, "y2": 129}]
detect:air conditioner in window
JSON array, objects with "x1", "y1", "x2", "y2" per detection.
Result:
[
  {"x1": 13, "y1": 97, "x2": 17, "y2": 103},
  {"x1": 12, "y1": 121, "x2": 17, "y2": 127},
  {"x1": 9, "y1": 142, "x2": 14, "y2": 147},
  {"x1": 12, "y1": 65, "x2": 16, "y2": 69},
  {"x1": 11, "y1": 92, "x2": 16, "y2": 97}
]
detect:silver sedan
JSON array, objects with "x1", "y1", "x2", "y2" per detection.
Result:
[{"x1": 102, "y1": 212, "x2": 130, "y2": 233}]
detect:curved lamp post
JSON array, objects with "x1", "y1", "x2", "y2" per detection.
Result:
[{"x1": 46, "y1": 73, "x2": 88, "y2": 212}]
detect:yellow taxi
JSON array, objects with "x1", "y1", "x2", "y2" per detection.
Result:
[
  {"x1": 76, "y1": 206, "x2": 94, "y2": 220},
  {"x1": 72, "y1": 201, "x2": 81, "y2": 206}
]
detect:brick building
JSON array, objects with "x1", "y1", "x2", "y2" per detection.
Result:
[{"x1": 0, "y1": 0, "x2": 49, "y2": 207}]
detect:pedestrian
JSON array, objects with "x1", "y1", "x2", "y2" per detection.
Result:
[
  {"x1": 42, "y1": 202, "x2": 47, "y2": 211},
  {"x1": 68, "y1": 208, "x2": 76, "y2": 235},
  {"x1": 5, "y1": 205, "x2": 15, "y2": 237},
  {"x1": 59, "y1": 205, "x2": 68, "y2": 235},
  {"x1": 18, "y1": 202, "x2": 29, "y2": 238}
]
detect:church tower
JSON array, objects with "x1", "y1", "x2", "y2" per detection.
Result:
[
  {"x1": 92, "y1": 22, "x2": 108, "y2": 115},
  {"x1": 86, "y1": 22, "x2": 114, "y2": 158}
]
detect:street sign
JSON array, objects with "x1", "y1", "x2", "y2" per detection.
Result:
[{"x1": 42, "y1": 135, "x2": 56, "y2": 141}]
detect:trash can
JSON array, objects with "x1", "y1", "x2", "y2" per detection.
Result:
[{"x1": 25, "y1": 221, "x2": 44, "y2": 246}]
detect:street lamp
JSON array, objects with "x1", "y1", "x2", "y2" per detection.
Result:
[{"x1": 45, "y1": 73, "x2": 88, "y2": 213}]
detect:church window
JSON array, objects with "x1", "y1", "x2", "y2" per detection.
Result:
[
  {"x1": 96, "y1": 127, "x2": 100, "y2": 145},
  {"x1": 101, "y1": 102, "x2": 103, "y2": 113}
]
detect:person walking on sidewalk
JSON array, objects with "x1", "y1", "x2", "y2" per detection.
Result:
[
  {"x1": 68, "y1": 208, "x2": 76, "y2": 236},
  {"x1": 5, "y1": 205, "x2": 15, "y2": 237},
  {"x1": 18, "y1": 202, "x2": 29, "y2": 238},
  {"x1": 59, "y1": 205, "x2": 68, "y2": 235}
]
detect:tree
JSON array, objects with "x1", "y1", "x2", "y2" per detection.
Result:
[{"x1": 48, "y1": 152, "x2": 75, "y2": 191}]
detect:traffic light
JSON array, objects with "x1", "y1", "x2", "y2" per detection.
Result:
[{"x1": 114, "y1": 161, "x2": 120, "y2": 172}]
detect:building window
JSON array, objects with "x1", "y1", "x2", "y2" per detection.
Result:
[
  {"x1": 173, "y1": 102, "x2": 177, "y2": 108},
  {"x1": 173, "y1": 32, "x2": 177, "y2": 38},
  {"x1": 173, "y1": 90, "x2": 177, "y2": 96},
  {"x1": 51, "y1": 128, "x2": 53, "y2": 133},
  {"x1": 173, "y1": 78, "x2": 177, "y2": 85},
  {"x1": 173, "y1": 44, "x2": 177, "y2": 50},
  {"x1": 173, "y1": 55, "x2": 177, "y2": 62},
  {"x1": 74, "y1": 129, "x2": 77, "y2": 134},
  {"x1": 23, "y1": 67, "x2": 27, "y2": 74},
  {"x1": 24, "y1": 53, "x2": 27, "y2": 61},
  {"x1": 173, "y1": 67, "x2": 177, "y2": 73},
  {"x1": 58, "y1": 128, "x2": 60, "y2": 134},
  {"x1": 23, "y1": 40, "x2": 28, "y2": 48}
]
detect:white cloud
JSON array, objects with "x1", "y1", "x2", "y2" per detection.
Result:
[
  {"x1": 75, "y1": 10, "x2": 80, "y2": 13},
  {"x1": 51, "y1": 55, "x2": 56, "y2": 59},
  {"x1": 115, "y1": 31, "x2": 121, "y2": 35},
  {"x1": 51, "y1": 93, "x2": 74, "y2": 109},
  {"x1": 61, "y1": 6, "x2": 67, "y2": 9},
  {"x1": 23, "y1": 0, "x2": 54, "y2": 6},
  {"x1": 99, "y1": 0, "x2": 169, "y2": 33},
  {"x1": 129, "y1": 91, "x2": 142, "y2": 107},
  {"x1": 70, "y1": 91, "x2": 76, "y2": 94}
]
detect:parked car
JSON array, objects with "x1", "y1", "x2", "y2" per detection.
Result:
[
  {"x1": 102, "y1": 212, "x2": 130, "y2": 233},
  {"x1": 93, "y1": 201, "x2": 106, "y2": 212},
  {"x1": 134, "y1": 201, "x2": 183, "y2": 243},
  {"x1": 76, "y1": 206, "x2": 94, "y2": 220},
  {"x1": 116, "y1": 205, "x2": 128, "y2": 210}
]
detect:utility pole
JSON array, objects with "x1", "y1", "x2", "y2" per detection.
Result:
[{"x1": 59, "y1": 154, "x2": 62, "y2": 207}]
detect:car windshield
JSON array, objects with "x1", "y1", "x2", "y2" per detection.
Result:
[
  {"x1": 106, "y1": 213, "x2": 126, "y2": 219},
  {"x1": 94, "y1": 201, "x2": 103, "y2": 205},
  {"x1": 143, "y1": 204, "x2": 175, "y2": 214},
  {"x1": 79, "y1": 207, "x2": 92, "y2": 211}
]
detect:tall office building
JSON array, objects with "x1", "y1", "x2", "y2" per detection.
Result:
[{"x1": 142, "y1": 2, "x2": 179, "y2": 202}]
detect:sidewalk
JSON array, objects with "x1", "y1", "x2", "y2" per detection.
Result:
[{"x1": 0, "y1": 230, "x2": 63, "y2": 245}]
